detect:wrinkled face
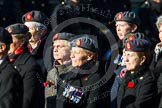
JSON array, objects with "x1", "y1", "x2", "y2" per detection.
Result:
[
  {"x1": 159, "y1": 25, "x2": 162, "y2": 42},
  {"x1": 70, "y1": 47, "x2": 92, "y2": 67},
  {"x1": 53, "y1": 40, "x2": 71, "y2": 62},
  {"x1": 115, "y1": 21, "x2": 136, "y2": 40},
  {"x1": 124, "y1": 51, "x2": 144, "y2": 72},
  {"x1": 24, "y1": 23, "x2": 41, "y2": 42}
]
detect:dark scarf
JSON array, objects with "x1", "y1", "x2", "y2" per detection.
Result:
[
  {"x1": 124, "y1": 66, "x2": 147, "y2": 86},
  {"x1": 9, "y1": 46, "x2": 25, "y2": 63}
]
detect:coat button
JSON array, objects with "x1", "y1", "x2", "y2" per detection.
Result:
[
  {"x1": 41, "y1": 3, "x2": 45, "y2": 7},
  {"x1": 2, "y1": 17, "x2": 6, "y2": 21},
  {"x1": 14, "y1": 66, "x2": 17, "y2": 69}
]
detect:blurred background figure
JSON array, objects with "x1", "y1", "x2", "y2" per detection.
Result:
[
  {"x1": 137, "y1": 0, "x2": 162, "y2": 49},
  {"x1": 6, "y1": 23, "x2": 45, "y2": 108},
  {"x1": 0, "y1": 27, "x2": 23, "y2": 108},
  {"x1": 150, "y1": 14, "x2": 162, "y2": 108},
  {"x1": 0, "y1": 0, "x2": 51, "y2": 28}
]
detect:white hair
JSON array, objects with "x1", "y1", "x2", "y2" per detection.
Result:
[
  {"x1": 24, "y1": 21, "x2": 47, "y2": 30},
  {"x1": 156, "y1": 15, "x2": 162, "y2": 30}
]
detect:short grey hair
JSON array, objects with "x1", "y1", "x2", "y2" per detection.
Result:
[
  {"x1": 156, "y1": 15, "x2": 162, "y2": 30},
  {"x1": 24, "y1": 21, "x2": 47, "y2": 31}
]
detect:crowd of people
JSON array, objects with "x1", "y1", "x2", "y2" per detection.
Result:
[{"x1": 1, "y1": 0, "x2": 162, "y2": 108}]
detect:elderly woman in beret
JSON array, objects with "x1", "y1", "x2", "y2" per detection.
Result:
[
  {"x1": 6, "y1": 23, "x2": 45, "y2": 108},
  {"x1": 117, "y1": 39, "x2": 157, "y2": 108},
  {"x1": 0, "y1": 27, "x2": 23, "y2": 108},
  {"x1": 22, "y1": 10, "x2": 49, "y2": 80},
  {"x1": 56, "y1": 35, "x2": 112, "y2": 108}
]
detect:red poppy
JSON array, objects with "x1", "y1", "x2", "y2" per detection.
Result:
[
  {"x1": 43, "y1": 81, "x2": 54, "y2": 88},
  {"x1": 128, "y1": 80, "x2": 135, "y2": 88},
  {"x1": 26, "y1": 13, "x2": 33, "y2": 21}
]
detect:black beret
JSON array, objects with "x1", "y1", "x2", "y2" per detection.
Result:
[
  {"x1": 71, "y1": 35, "x2": 96, "y2": 52},
  {"x1": 22, "y1": 10, "x2": 48, "y2": 24},
  {"x1": 125, "y1": 39, "x2": 150, "y2": 52},
  {"x1": 6, "y1": 23, "x2": 29, "y2": 34},
  {"x1": 123, "y1": 32, "x2": 149, "y2": 47},
  {"x1": 53, "y1": 32, "x2": 75, "y2": 41},
  {"x1": 0, "y1": 27, "x2": 12, "y2": 45},
  {"x1": 114, "y1": 11, "x2": 141, "y2": 27}
]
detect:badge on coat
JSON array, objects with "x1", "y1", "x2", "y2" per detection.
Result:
[{"x1": 62, "y1": 84, "x2": 84, "y2": 103}]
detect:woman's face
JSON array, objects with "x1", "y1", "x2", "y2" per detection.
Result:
[
  {"x1": 124, "y1": 51, "x2": 144, "y2": 72},
  {"x1": 115, "y1": 21, "x2": 136, "y2": 40},
  {"x1": 25, "y1": 23, "x2": 42, "y2": 42},
  {"x1": 70, "y1": 47, "x2": 91, "y2": 67}
]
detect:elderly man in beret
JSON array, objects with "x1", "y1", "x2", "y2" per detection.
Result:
[
  {"x1": 22, "y1": 10, "x2": 49, "y2": 80},
  {"x1": 117, "y1": 39, "x2": 157, "y2": 108},
  {"x1": 44, "y1": 32, "x2": 75, "y2": 108},
  {"x1": 0, "y1": 27, "x2": 23, "y2": 108},
  {"x1": 6, "y1": 23, "x2": 45, "y2": 108}
]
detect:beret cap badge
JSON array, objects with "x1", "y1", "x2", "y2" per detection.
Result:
[
  {"x1": 76, "y1": 39, "x2": 82, "y2": 46},
  {"x1": 26, "y1": 13, "x2": 33, "y2": 21},
  {"x1": 117, "y1": 12, "x2": 123, "y2": 20},
  {"x1": 126, "y1": 42, "x2": 132, "y2": 50},
  {"x1": 128, "y1": 35, "x2": 135, "y2": 41},
  {"x1": 7, "y1": 27, "x2": 12, "y2": 33},
  {"x1": 54, "y1": 33, "x2": 59, "y2": 40}
]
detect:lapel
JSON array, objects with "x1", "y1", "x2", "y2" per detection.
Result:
[
  {"x1": 13, "y1": 49, "x2": 31, "y2": 65},
  {"x1": 0, "y1": 59, "x2": 10, "y2": 85},
  {"x1": 0, "y1": 59, "x2": 8, "y2": 73},
  {"x1": 118, "y1": 77, "x2": 127, "y2": 108}
]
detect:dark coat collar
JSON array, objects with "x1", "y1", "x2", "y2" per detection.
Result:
[
  {"x1": 0, "y1": 57, "x2": 10, "y2": 74},
  {"x1": 12, "y1": 48, "x2": 32, "y2": 65},
  {"x1": 125, "y1": 66, "x2": 148, "y2": 82},
  {"x1": 66, "y1": 61, "x2": 100, "y2": 81}
]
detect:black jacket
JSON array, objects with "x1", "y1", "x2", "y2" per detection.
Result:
[
  {"x1": 11, "y1": 48, "x2": 44, "y2": 108},
  {"x1": 56, "y1": 61, "x2": 113, "y2": 108},
  {"x1": 0, "y1": 58, "x2": 23, "y2": 108},
  {"x1": 117, "y1": 66, "x2": 157, "y2": 108},
  {"x1": 30, "y1": 35, "x2": 48, "y2": 80}
]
